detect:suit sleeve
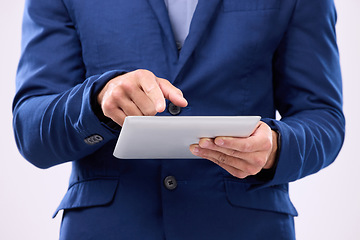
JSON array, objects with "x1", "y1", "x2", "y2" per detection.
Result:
[
  {"x1": 260, "y1": 0, "x2": 345, "y2": 186},
  {"x1": 12, "y1": 0, "x2": 125, "y2": 169}
]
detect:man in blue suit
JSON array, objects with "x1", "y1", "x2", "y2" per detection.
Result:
[{"x1": 13, "y1": 0, "x2": 344, "y2": 239}]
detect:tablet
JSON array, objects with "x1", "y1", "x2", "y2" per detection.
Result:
[{"x1": 113, "y1": 116, "x2": 261, "y2": 159}]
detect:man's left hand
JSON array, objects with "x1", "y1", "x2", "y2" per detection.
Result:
[{"x1": 189, "y1": 121, "x2": 278, "y2": 179}]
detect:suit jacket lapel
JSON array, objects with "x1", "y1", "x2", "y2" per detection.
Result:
[
  {"x1": 147, "y1": 0, "x2": 178, "y2": 55},
  {"x1": 174, "y1": 0, "x2": 222, "y2": 80},
  {"x1": 147, "y1": 0, "x2": 222, "y2": 81}
]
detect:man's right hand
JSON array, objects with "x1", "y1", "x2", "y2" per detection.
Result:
[{"x1": 97, "y1": 69, "x2": 188, "y2": 126}]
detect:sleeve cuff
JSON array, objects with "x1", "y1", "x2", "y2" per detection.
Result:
[
  {"x1": 254, "y1": 129, "x2": 281, "y2": 182},
  {"x1": 89, "y1": 70, "x2": 128, "y2": 131}
]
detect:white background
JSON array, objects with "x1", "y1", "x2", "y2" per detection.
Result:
[{"x1": 0, "y1": 1, "x2": 359, "y2": 239}]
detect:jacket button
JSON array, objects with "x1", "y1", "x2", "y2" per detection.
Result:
[
  {"x1": 168, "y1": 102, "x2": 181, "y2": 115},
  {"x1": 84, "y1": 134, "x2": 103, "y2": 145},
  {"x1": 164, "y1": 176, "x2": 177, "y2": 190}
]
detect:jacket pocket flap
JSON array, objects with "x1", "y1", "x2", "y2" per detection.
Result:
[
  {"x1": 223, "y1": 0, "x2": 280, "y2": 12},
  {"x1": 225, "y1": 179, "x2": 298, "y2": 216},
  {"x1": 53, "y1": 179, "x2": 118, "y2": 218}
]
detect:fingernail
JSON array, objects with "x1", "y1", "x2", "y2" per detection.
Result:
[
  {"x1": 199, "y1": 140, "x2": 209, "y2": 148},
  {"x1": 215, "y1": 139, "x2": 224, "y2": 146},
  {"x1": 192, "y1": 147, "x2": 200, "y2": 154}
]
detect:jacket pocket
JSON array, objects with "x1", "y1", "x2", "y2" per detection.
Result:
[
  {"x1": 223, "y1": 0, "x2": 280, "y2": 12},
  {"x1": 224, "y1": 178, "x2": 298, "y2": 216},
  {"x1": 53, "y1": 178, "x2": 119, "y2": 218}
]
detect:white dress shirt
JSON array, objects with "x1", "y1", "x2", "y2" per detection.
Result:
[{"x1": 164, "y1": 0, "x2": 199, "y2": 49}]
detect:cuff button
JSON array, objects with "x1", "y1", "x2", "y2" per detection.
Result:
[{"x1": 84, "y1": 134, "x2": 103, "y2": 145}]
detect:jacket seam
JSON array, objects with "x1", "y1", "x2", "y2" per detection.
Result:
[{"x1": 68, "y1": 177, "x2": 119, "y2": 190}]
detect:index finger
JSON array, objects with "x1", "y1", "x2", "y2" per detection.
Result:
[
  {"x1": 158, "y1": 78, "x2": 188, "y2": 108},
  {"x1": 135, "y1": 70, "x2": 166, "y2": 112}
]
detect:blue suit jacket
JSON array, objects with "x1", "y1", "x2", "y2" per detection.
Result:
[{"x1": 13, "y1": 0, "x2": 345, "y2": 239}]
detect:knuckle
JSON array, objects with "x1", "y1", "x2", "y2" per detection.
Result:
[
  {"x1": 144, "y1": 84, "x2": 157, "y2": 94},
  {"x1": 253, "y1": 155, "x2": 266, "y2": 167},
  {"x1": 218, "y1": 154, "x2": 227, "y2": 163},
  {"x1": 134, "y1": 69, "x2": 153, "y2": 79},
  {"x1": 229, "y1": 149, "x2": 237, "y2": 157},
  {"x1": 107, "y1": 81, "x2": 117, "y2": 90},
  {"x1": 243, "y1": 142, "x2": 252, "y2": 152},
  {"x1": 175, "y1": 88, "x2": 183, "y2": 95},
  {"x1": 111, "y1": 87, "x2": 125, "y2": 99},
  {"x1": 119, "y1": 80, "x2": 135, "y2": 92}
]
